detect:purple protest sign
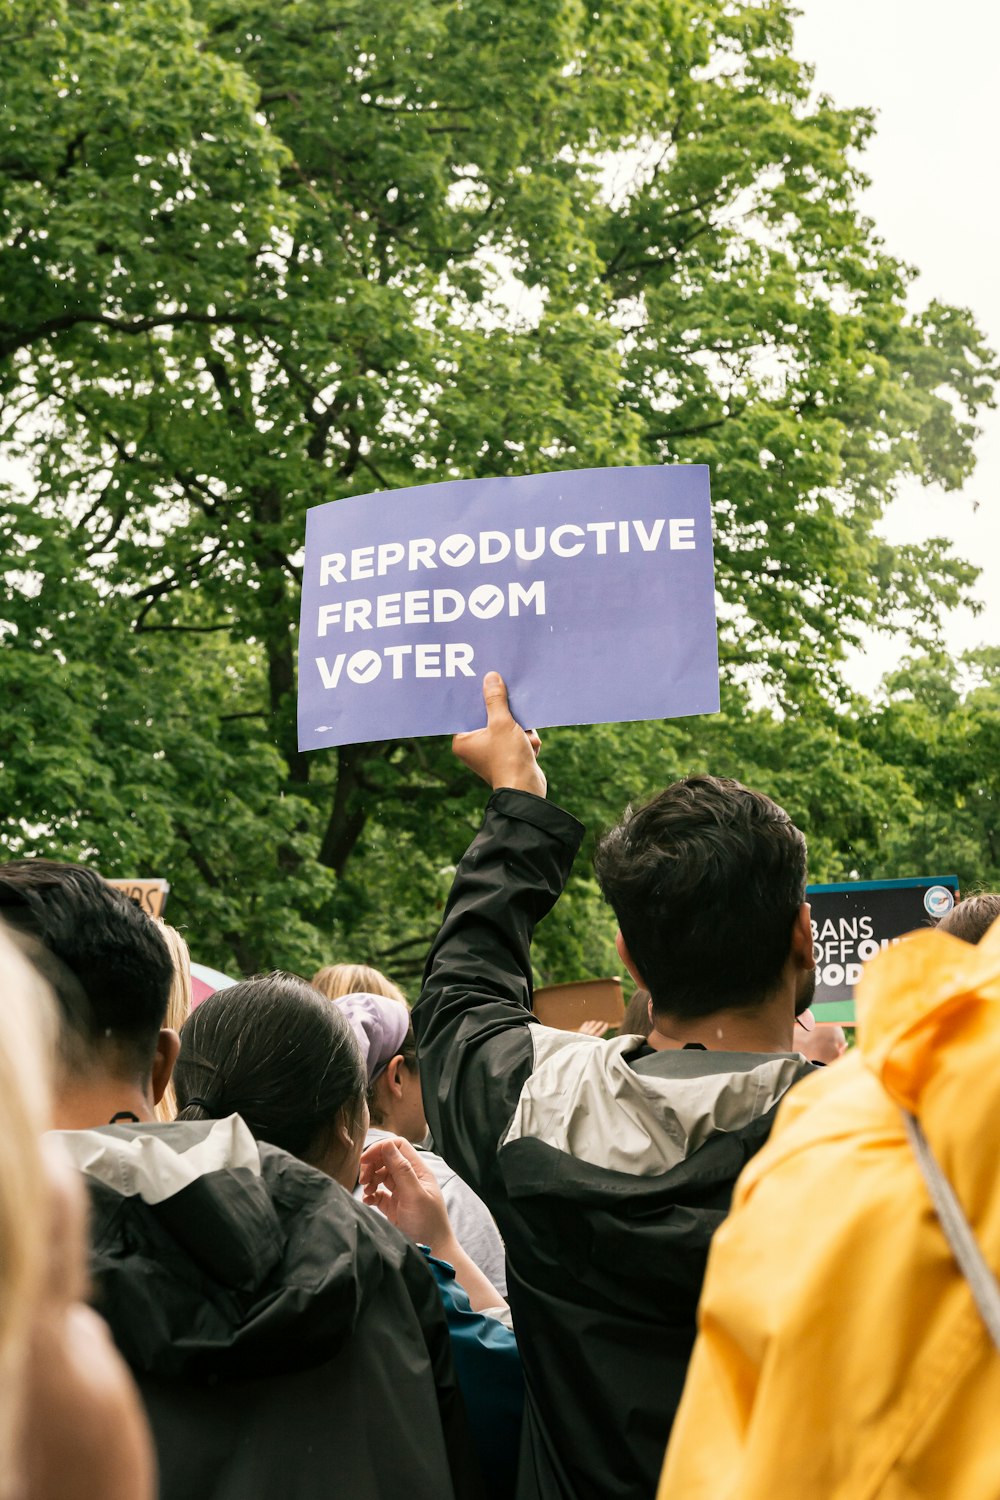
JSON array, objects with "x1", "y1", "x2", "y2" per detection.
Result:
[{"x1": 297, "y1": 465, "x2": 719, "y2": 749}]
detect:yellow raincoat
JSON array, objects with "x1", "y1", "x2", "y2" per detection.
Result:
[{"x1": 659, "y1": 915, "x2": 1000, "y2": 1500}]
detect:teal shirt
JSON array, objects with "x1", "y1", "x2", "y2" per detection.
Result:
[{"x1": 424, "y1": 1250, "x2": 523, "y2": 1500}]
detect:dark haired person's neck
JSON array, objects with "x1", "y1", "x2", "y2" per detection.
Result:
[
  {"x1": 53, "y1": 1077, "x2": 156, "y2": 1133},
  {"x1": 651, "y1": 998, "x2": 795, "y2": 1055},
  {"x1": 646, "y1": 1025, "x2": 681, "y2": 1052}
]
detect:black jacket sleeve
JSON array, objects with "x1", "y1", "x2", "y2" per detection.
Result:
[{"x1": 412, "y1": 788, "x2": 584, "y2": 1204}]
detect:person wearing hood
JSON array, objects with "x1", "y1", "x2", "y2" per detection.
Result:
[
  {"x1": 413, "y1": 674, "x2": 818, "y2": 1500},
  {"x1": 659, "y1": 907, "x2": 1000, "y2": 1498},
  {"x1": 178, "y1": 976, "x2": 523, "y2": 1500},
  {"x1": 0, "y1": 858, "x2": 481, "y2": 1500},
  {"x1": 334, "y1": 987, "x2": 508, "y2": 1295}
]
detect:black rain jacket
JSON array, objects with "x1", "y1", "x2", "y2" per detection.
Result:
[
  {"x1": 413, "y1": 789, "x2": 814, "y2": 1500},
  {"x1": 57, "y1": 1117, "x2": 483, "y2": 1500}
]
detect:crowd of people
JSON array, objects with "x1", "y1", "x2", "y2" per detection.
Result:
[{"x1": 1, "y1": 670, "x2": 998, "y2": 1499}]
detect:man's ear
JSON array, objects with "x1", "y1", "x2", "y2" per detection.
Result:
[
  {"x1": 384, "y1": 1054, "x2": 405, "y2": 1101},
  {"x1": 615, "y1": 930, "x2": 647, "y2": 990},
  {"x1": 150, "y1": 1028, "x2": 180, "y2": 1106},
  {"x1": 791, "y1": 902, "x2": 815, "y2": 972}
]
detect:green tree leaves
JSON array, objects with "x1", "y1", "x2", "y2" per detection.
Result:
[{"x1": 1, "y1": 0, "x2": 996, "y2": 977}]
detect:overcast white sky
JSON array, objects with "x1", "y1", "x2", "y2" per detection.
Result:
[{"x1": 792, "y1": 0, "x2": 1000, "y2": 694}]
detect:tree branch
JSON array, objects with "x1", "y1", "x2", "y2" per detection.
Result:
[
  {"x1": 0, "y1": 309, "x2": 276, "y2": 362},
  {"x1": 375, "y1": 931, "x2": 437, "y2": 959},
  {"x1": 647, "y1": 406, "x2": 745, "y2": 442},
  {"x1": 317, "y1": 743, "x2": 378, "y2": 874},
  {"x1": 134, "y1": 621, "x2": 234, "y2": 634},
  {"x1": 176, "y1": 822, "x2": 258, "y2": 973}
]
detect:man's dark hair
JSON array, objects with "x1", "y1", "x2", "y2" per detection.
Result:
[
  {"x1": 937, "y1": 893, "x2": 1000, "y2": 945},
  {"x1": 0, "y1": 858, "x2": 173, "y2": 1076},
  {"x1": 594, "y1": 775, "x2": 808, "y2": 1020},
  {"x1": 175, "y1": 973, "x2": 367, "y2": 1166}
]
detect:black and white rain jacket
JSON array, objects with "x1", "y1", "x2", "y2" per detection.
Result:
[
  {"x1": 414, "y1": 789, "x2": 814, "y2": 1500},
  {"x1": 56, "y1": 1117, "x2": 483, "y2": 1500}
]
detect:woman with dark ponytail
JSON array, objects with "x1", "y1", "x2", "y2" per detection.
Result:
[
  {"x1": 176, "y1": 973, "x2": 522, "y2": 1500},
  {"x1": 175, "y1": 972, "x2": 369, "y2": 1188}
]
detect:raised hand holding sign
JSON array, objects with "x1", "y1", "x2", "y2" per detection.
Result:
[{"x1": 452, "y1": 673, "x2": 546, "y2": 798}]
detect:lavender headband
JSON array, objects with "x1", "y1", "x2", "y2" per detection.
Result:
[{"x1": 334, "y1": 992, "x2": 411, "y2": 1082}]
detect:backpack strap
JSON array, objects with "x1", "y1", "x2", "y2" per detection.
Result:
[{"x1": 903, "y1": 1110, "x2": 1000, "y2": 1351}]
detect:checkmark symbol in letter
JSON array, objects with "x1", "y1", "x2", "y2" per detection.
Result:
[
  {"x1": 439, "y1": 533, "x2": 476, "y2": 567},
  {"x1": 347, "y1": 650, "x2": 383, "y2": 685}
]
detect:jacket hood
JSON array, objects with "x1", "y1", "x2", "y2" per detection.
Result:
[
  {"x1": 55, "y1": 1117, "x2": 393, "y2": 1381},
  {"x1": 503, "y1": 1027, "x2": 810, "y2": 1175},
  {"x1": 857, "y1": 914, "x2": 1000, "y2": 1113}
]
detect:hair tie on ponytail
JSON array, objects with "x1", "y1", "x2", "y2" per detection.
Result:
[{"x1": 186, "y1": 1095, "x2": 221, "y2": 1117}]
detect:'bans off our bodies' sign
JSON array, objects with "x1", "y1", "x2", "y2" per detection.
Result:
[{"x1": 297, "y1": 465, "x2": 719, "y2": 750}]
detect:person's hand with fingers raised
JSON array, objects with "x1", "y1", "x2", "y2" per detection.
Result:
[
  {"x1": 360, "y1": 1135, "x2": 508, "y2": 1313},
  {"x1": 359, "y1": 1135, "x2": 452, "y2": 1254},
  {"x1": 452, "y1": 671, "x2": 546, "y2": 798},
  {"x1": 577, "y1": 1020, "x2": 611, "y2": 1038}
]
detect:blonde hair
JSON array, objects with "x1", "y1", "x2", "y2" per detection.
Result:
[
  {"x1": 311, "y1": 962, "x2": 407, "y2": 1004},
  {"x1": 0, "y1": 924, "x2": 56, "y2": 1496},
  {"x1": 154, "y1": 925, "x2": 192, "y2": 1123}
]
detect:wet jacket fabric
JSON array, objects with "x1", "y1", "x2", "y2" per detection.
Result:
[
  {"x1": 659, "y1": 915, "x2": 1000, "y2": 1500},
  {"x1": 413, "y1": 789, "x2": 813, "y2": 1500},
  {"x1": 56, "y1": 1116, "x2": 483, "y2": 1500}
]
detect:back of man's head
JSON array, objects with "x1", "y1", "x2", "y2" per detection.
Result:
[
  {"x1": 0, "y1": 859, "x2": 173, "y2": 1080},
  {"x1": 594, "y1": 775, "x2": 807, "y2": 1021},
  {"x1": 937, "y1": 893, "x2": 1000, "y2": 946}
]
